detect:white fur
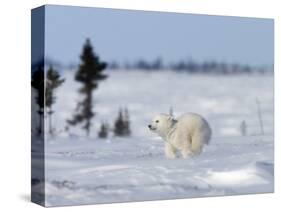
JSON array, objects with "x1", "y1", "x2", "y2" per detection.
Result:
[{"x1": 149, "y1": 113, "x2": 211, "y2": 159}]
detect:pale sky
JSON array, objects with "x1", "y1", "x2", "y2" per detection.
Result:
[{"x1": 40, "y1": 5, "x2": 274, "y2": 67}]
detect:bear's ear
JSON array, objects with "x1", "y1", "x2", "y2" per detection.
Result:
[
  {"x1": 167, "y1": 115, "x2": 173, "y2": 121},
  {"x1": 168, "y1": 115, "x2": 177, "y2": 123}
]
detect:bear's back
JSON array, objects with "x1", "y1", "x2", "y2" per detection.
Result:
[{"x1": 176, "y1": 113, "x2": 211, "y2": 136}]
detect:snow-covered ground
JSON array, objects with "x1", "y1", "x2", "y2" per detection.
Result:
[{"x1": 32, "y1": 70, "x2": 274, "y2": 207}]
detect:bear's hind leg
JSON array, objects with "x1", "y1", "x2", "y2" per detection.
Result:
[
  {"x1": 190, "y1": 132, "x2": 204, "y2": 154},
  {"x1": 181, "y1": 136, "x2": 193, "y2": 159}
]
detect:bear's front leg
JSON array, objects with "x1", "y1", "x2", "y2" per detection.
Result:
[{"x1": 165, "y1": 142, "x2": 176, "y2": 159}]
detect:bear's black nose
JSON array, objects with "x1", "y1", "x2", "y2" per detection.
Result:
[{"x1": 148, "y1": 125, "x2": 151, "y2": 129}]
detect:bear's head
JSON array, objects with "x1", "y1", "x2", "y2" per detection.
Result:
[{"x1": 148, "y1": 113, "x2": 175, "y2": 138}]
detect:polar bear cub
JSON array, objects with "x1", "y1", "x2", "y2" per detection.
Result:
[{"x1": 148, "y1": 113, "x2": 211, "y2": 159}]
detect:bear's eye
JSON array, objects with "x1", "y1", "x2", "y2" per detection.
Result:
[{"x1": 155, "y1": 120, "x2": 159, "y2": 123}]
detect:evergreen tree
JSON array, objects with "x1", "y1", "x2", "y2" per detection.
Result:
[
  {"x1": 46, "y1": 66, "x2": 64, "y2": 135},
  {"x1": 31, "y1": 64, "x2": 44, "y2": 135},
  {"x1": 151, "y1": 57, "x2": 163, "y2": 70},
  {"x1": 114, "y1": 109, "x2": 125, "y2": 137},
  {"x1": 123, "y1": 108, "x2": 131, "y2": 136},
  {"x1": 114, "y1": 108, "x2": 131, "y2": 137},
  {"x1": 68, "y1": 38, "x2": 107, "y2": 136},
  {"x1": 98, "y1": 121, "x2": 109, "y2": 139}
]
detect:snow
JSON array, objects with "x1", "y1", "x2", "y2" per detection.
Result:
[{"x1": 31, "y1": 70, "x2": 274, "y2": 207}]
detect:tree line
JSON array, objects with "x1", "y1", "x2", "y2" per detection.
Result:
[{"x1": 107, "y1": 58, "x2": 271, "y2": 74}]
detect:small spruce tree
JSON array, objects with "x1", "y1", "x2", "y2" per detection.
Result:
[
  {"x1": 114, "y1": 108, "x2": 131, "y2": 137},
  {"x1": 31, "y1": 64, "x2": 45, "y2": 135},
  {"x1": 68, "y1": 38, "x2": 107, "y2": 136},
  {"x1": 98, "y1": 121, "x2": 109, "y2": 139},
  {"x1": 123, "y1": 108, "x2": 131, "y2": 136},
  {"x1": 46, "y1": 66, "x2": 64, "y2": 135},
  {"x1": 114, "y1": 109, "x2": 125, "y2": 137}
]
